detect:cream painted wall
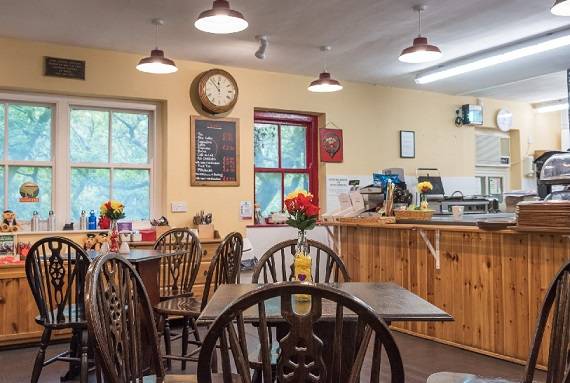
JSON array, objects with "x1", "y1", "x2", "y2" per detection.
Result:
[{"x1": 0, "y1": 37, "x2": 560, "y2": 234}]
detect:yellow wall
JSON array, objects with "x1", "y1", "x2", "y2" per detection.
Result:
[{"x1": 0, "y1": 37, "x2": 561, "y2": 234}]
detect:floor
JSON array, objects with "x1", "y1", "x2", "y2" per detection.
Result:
[{"x1": 0, "y1": 330, "x2": 545, "y2": 383}]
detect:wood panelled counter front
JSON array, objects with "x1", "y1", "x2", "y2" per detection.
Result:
[{"x1": 329, "y1": 222, "x2": 570, "y2": 368}]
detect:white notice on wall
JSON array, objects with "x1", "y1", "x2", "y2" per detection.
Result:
[
  {"x1": 240, "y1": 200, "x2": 253, "y2": 220},
  {"x1": 326, "y1": 175, "x2": 373, "y2": 212}
]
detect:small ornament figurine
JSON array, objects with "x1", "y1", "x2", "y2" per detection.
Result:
[
  {"x1": 2, "y1": 210, "x2": 20, "y2": 232},
  {"x1": 83, "y1": 233, "x2": 98, "y2": 251}
]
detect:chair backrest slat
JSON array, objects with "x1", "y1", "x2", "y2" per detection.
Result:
[
  {"x1": 25, "y1": 236, "x2": 90, "y2": 325},
  {"x1": 197, "y1": 282, "x2": 405, "y2": 383},
  {"x1": 252, "y1": 239, "x2": 350, "y2": 283},
  {"x1": 524, "y1": 261, "x2": 570, "y2": 383}
]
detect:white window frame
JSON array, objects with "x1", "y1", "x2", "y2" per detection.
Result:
[{"x1": 0, "y1": 91, "x2": 161, "y2": 228}]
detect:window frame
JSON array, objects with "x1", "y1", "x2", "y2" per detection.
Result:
[
  {"x1": 253, "y1": 110, "x2": 319, "y2": 217},
  {"x1": 0, "y1": 91, "x2": 160, "y2": 228}
]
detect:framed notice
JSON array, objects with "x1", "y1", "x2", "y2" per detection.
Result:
[
  {"x1": 44, "y1": 57, "x2": 86, "y2": 80},
  {"x1": 191, "y1": 116, "x2": 240, "y2": 186},
  {"x1": 399, "y1": 130, "x2": 415, "y2": 158}
]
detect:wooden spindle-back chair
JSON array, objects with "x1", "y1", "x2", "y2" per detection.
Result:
[
  {"x1": 428, "y1": 260, "x2": 570, "y2": 383},
  {"x1": 25, "y1": 236, "x2": 92, "y2": 383},
  {"x1": 196, "y1": 282, "x2": 406, "y2": 383}
]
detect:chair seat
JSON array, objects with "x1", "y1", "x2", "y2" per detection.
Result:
[
  {"x1": 35, "y1": 304, "x2": 87, "y2": 328},
  {"x1": 154, "y1": 296, "x2": 201, "y2": 317},
  {"x1": 427, "y1": 372, "x2": 517, "y2": 383},
  {"x1": 141, "y1": 373, "x2": 241, "y2": 382}
]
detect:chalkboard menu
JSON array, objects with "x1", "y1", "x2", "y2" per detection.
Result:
[{"x1": 191, "y1": 116, "x2": 240, "y2": 186}]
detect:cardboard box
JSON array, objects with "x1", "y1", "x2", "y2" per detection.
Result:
[{"x1": 198, "y1": 224, "x2": 215, "y2": 239}]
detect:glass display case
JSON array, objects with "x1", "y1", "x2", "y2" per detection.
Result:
[{"x1": 539, "y1": 153, "x2": 570, "y2": 185}]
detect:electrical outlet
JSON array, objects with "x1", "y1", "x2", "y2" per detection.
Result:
[{"x1": 170, "y1": 201, "x2": 188, "y2": 213}]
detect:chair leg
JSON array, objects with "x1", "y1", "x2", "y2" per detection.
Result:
[
  {"x1": 181, "y1": 317, "x2": 190, "y2": 370},
  {"x1": 163, "y1": 317, "x2": 172, "y2": 370},
  {"x1": 191, "y1": 317, "x2": 201, "y2": 343},
  {"x1": 79, "y1": 329, "x2": 89, "y2": 383},
  {"x1": 31, "y1": 328, "x2": 52, "y2": 383}
]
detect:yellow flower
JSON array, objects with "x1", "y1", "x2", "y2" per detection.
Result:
[
  {"x1": 417, "y1": 181, "x2": 433, "y2": 194},
  {"x1": 285, "y1": 189, "x2": 313, "y2": 201}
]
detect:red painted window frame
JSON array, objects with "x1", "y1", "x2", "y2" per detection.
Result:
[{"x1": 253, "y1": 111, "x2": 319, "y2": 215}]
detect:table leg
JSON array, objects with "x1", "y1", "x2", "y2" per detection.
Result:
[{"x1": 135, "y1": 258, "x2": 161, "y2": 306}]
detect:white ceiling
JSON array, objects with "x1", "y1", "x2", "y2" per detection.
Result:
[{"x1": 1, "y1": 0, "x2": 570, "y2": 102}]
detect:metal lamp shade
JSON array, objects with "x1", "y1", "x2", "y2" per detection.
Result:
[
  {"x1": 399, "y1": 36, "x2": 442, "y2": 64},
  {"x1": 136, "y1": 49, "x2": 178, "y2": 74},
  {"x1": 307, "y1": 72, "x2": 343, "y2": 93},
  {"x1": 552, "y1": 0, "x2": 570, "y2": 16},
  {"x1": 195, "y1": 0, "x2": 248, "y2": 34}
]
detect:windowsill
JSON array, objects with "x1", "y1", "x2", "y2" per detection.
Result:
[
  {"x1": 5, "y1": 229, "x2": 107, "y2": 236},
  {"x1": 246, "y1": 224, "x2": 289, "y2": 228}
]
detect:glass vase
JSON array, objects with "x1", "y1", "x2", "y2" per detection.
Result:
[{"x1": 293, "y1": 230, "x2": 312, "y2": 302}]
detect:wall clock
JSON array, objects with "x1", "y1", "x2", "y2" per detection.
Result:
[
  {"x1": 496, "y1": 108, "x2": 513, "y2": 132},
  {"x1": 197, "y1": 69, "x2": 239, "y2": 114}
]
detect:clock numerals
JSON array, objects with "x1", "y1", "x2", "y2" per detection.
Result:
[{"x1": 199, "y1": 70, "x2": 238, "y2": 113}]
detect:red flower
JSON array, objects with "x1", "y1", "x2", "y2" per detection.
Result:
[{"x1": 305, "y1": 204, "x2": 319, "y2": 217}]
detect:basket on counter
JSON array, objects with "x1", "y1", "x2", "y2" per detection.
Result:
[{"x1": 394, "y1": 209, "x2": 434, "y2": 221}]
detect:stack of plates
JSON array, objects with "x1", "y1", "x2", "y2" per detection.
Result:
[{"x1": 516, "y1": 201, "x2": 570, "y2": 228}]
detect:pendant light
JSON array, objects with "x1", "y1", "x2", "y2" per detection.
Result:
[
  {"x1": 308, "y1": 46, "x2": 343, "y2": 93},
  {"x1": 195, "y1": 0, "x2": 248, "y2": 34},
  {"x1": 399, "y1": 5, "x2": 442, "y2": 64},
  {"x1": 136, "y1": 19, "x2": 178, "y2": 74},
  {"x1": 552, "y1": 0, "x2": 570, "y2": 16}
]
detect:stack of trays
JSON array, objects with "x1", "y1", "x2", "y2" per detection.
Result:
[{"x1": 516, "y1": 201, "x2": 570, "y2": 229}]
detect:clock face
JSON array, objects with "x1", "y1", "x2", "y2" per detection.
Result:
[
  {"x1": 497, "y1": 109, "x2": 513, "y2": 132},
  {"x1": 198, "y1": 69, "x2": 239, "y2": 114}
]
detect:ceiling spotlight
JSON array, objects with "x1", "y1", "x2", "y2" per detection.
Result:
[
  {"x1": 399, "y1": 5, "x2": 442, "y2": 64},
  {"x1": 552, "y1": 0, "x2": 570, "y2": 16},
  {"x1": 255, "y1": 35, "x2": 269, "y2": 59},
  {"x1": 136, "y1": 18, "x2": 178, "y2": 74},
  {"x1": 195, "y1": 0, "x2": 248, "y2": 34},
  {"x1": 308, "y1": 46, "x2": 343, "y2": 93}
]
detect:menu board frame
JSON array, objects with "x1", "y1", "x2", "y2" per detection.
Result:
[{"x1": 190, "y1": 115, "x2": 240, "y2": 186}]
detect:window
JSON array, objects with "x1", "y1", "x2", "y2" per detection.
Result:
[
  {"x1": 0, "y1": 102, "x2": 53, "y2": 218},
  {"x1": 69, "y1": 108, "x2": 151, "y2": 220},
  {"x1": 254, "y1": 111, "x2": 318, "y2": 218},
  {"x1": 0, "y1": 92, "x2": 158, "y2": 226}
]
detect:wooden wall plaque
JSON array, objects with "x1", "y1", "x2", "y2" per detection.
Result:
[
  {"x1": 191, "y1": 116, "x2": 240, "y2": 186},
  {"x1": 44, "y1": 56, "x2": 85, "y2": 80}
]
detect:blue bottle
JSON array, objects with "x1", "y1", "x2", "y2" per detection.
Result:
[{"x1": 88, "y1": 210, "x2": 97, "y2": 230}]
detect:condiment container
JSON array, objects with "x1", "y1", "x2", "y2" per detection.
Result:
[
  {"x1": 79, "y1": 210, "x2": 87, "y2": 230},
  {"x1": 88, "y1": 210, "x2": 97, "y2": 230},
  {"x1": 47, "y1": 211, "x2": 56, "y2": 231},
  {"x1": 31, "y1": 211, "x2": 40, "y2": 232}
]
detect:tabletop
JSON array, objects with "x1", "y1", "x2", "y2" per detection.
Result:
[
  {"x1": 86, "y1": 248, "x2": 171, "y2": 263},
  {"x1": 199, "y1": 282, "x2": 453, "y2": 323}
]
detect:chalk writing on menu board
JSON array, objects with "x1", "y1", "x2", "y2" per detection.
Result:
[{"x1": 191, "y1": 116, "x2": 240, "y2": 186}]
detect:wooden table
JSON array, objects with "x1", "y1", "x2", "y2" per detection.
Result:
[{"x1": 199, "y1": 282, "x2": 453, "y2": 324}]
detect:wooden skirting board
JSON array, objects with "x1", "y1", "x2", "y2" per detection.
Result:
[{"x1": 331, "y1": 223, "x2": 570, "y2": 368}]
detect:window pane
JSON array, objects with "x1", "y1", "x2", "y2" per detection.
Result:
[
  {"x1": 70, "y1": 168, "x2": 110, "y2": 220},
  {"x1": 0, "y1": 167, "x2": 4, "y2": 210},
  {"x1": 70, "y1": 109, "x2": 109, "y2": 163},
  {"x1": 255, "y1": 172, "x2": 282, "y2": 217},
  {"x1": 113, "y1": 169, "x2": 150, "y2": 220},
  {"x1": 254, "y1": 123, "x2": 278, "y2": 168},
  {"x1": 281, "y1": 125, "x2": 306, "y2": 169},
  {"x1": 8, "y1": 166, "x2": 52, "y2": 219},
  {"x1": 112, "y1": 112, "x2": 149, "y2": 164},
  {"x1": 285, "y1": 173, "x2": 309, "y2": 197},
  {"x1": 8, "y1": 104, "x2": 52, "y2": 161},
  {"x1": 0, "y1": 104, "x2": 5, "y2": 159}
]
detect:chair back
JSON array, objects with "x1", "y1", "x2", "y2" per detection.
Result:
[
  {"x1": 524, "y1": 260, "x2": 570, "y2": 383},
  {"x1": 252, "y1": 239, "x2": 350, "y2": 283},
  {"x1": 85, "y1": 253, "x2": 164, "y2": 383},
  {"x1": 154, "y1": 228, "x2": 202, "y2": 299},
  {"x1": 25, "y1": 236, "x2": 90, "y2": 325},
  {"x1": 200, "y1": 232, "x2": 243, "y2": 311},
  {"x1": 197, "y1": 282, "x2": 404, "y2": 383}
]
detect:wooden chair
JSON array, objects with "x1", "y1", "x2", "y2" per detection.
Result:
[
  {"x1": 153, "y1": 232, "x2": 243, "y2": 367},
  {"x1": 251, "y1": 239, "x2": 350, "y2": 284},
  {"x1": 25, "y1": 236, "x2": 92, "y2": 383},
  {"x1": 153, "y1": 228, "x2": 202, "y2": 369},
  {"x1": 86, "y1": 252, "x2": 234, "y2": 383},
  {"x1": 196, "y1": 281, "x2": 406, "y2": 383},
  {"x1": 428, "y1": 260, "x2": 570, "y2": 383}
]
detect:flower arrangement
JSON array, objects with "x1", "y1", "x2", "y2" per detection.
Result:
[
  {"x1": 100, "y1": 200, "x2": 126, "y2": 221},
  {"x1": 416, "y1": 181, "x2": 433, "y2": 210},
  {"x1": 284, "y1": 189, "x2": 320, "y2": 231}
]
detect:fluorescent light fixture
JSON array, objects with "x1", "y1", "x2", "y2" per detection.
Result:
[
  {"x1": 533, "y1": 99, "x2": 569, "y2": 113},
  {"x1": 416, "y1": 29, "x2": 570, "y2": 84}
]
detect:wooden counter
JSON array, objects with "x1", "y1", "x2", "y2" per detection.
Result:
[{"x1": 327, "y1": 222, "x2": 570, "y2": 368}]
